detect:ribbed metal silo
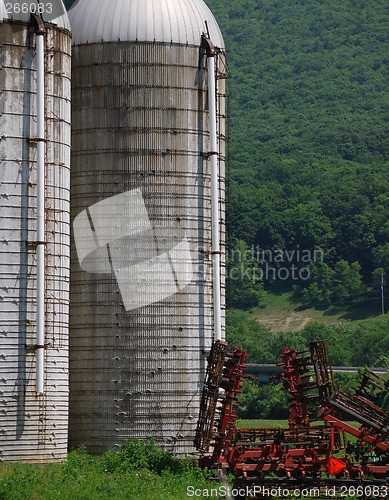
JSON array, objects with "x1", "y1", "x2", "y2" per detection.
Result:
[
  {"x1": 0, "y1": 4, "x2": 71, "y2": 462},
  {"x1": 68, "y1": 0, "x2": 226, "y2": 455}
]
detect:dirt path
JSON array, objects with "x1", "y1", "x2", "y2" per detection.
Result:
[{"x1": 257, "y1": 312, "x2": 309, "y2": 332}]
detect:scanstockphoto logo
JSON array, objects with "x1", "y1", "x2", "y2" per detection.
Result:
[
  {"x1": 229, "y1": 245, "x2": 324, "y2": 283},
  {"x1": 73, "y1": 189, "x2": 193, "y2": 311}
]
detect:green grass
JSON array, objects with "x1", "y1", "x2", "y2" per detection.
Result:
[
  {"x1": 237, "y1": 419, "x2": 354, "y2": 429},
  {"x1": 0, "y1": 441, "x2": 213, "y2": 500},
  {"x1": 237, "y1": 418, "x2": 289, "y2": 428},
  {"x1": 0, "y1": 434, "x2": 372, "y2": 500}
]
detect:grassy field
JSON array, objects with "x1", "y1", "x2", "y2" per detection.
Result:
[
  {"x1": 250, "y1": 290, "x2": 382, "y2": 332},
  {"x1": 0, "y1": 434, "x2": 370, "y2": 500},
  {"x1": 237, "y1": 418, "x2": 289, "y2": 428},
  {"x1": 0, "y1": 440, "x2": 213, "y2": 500}
]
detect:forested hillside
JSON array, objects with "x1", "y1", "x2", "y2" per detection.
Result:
[
  {"x1": 63, "y1": 0, "x2": 388, "y2": 307},
  {"x1": 206, "y1": 0, "x2": 389, "y2": 308}
]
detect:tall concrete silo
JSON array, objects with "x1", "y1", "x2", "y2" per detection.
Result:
[
  {"x1": 68, "y1": 0, "x2": 226, "y2": 455},
  {"x1": 0, "y1": 3, "x2": 71, "y2": 461}
]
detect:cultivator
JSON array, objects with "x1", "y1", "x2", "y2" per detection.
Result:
[
  {"x1": 194, "y1": 340, "x2": 247, "y2": 467},
  {"x1": 194, "y1": 340, "x2": 388, "y2": 498}
]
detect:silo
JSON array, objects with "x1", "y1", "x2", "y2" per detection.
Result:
[
  {"x1": 68, "y1": 0, "x2": 226, "y2": 455},
  {"x1": 0, "y1": 3, "x2": 71, "y2": 462}
]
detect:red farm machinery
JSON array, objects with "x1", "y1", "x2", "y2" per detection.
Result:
[{"x1": 194, "y1": 340, "x2": 388, "y2": 498}]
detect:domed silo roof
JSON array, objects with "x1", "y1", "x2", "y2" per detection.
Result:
[
  {"x1": 0, "y1": 0, "x2": 70, "y2": 30},
  {"x1": 68, "y1": 0, "x2": 224, "y2": 48}
]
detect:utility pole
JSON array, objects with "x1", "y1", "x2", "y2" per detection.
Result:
[{"x1": 381, "y1": 271, "x2": 385, "y2": 315}]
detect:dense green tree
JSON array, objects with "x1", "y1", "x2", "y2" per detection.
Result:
[
  {"x1": 300, "y1": 260, "x2": 334, "y2": 304},
  {"x1": 373, "y1": 244, "x2": 389, "y2": 284},
  {"x1": 229, "y1": 239, "x2": 266, "y2": 308},
  {"x1": 238, "y1": 382, "x2": 289, "y2": 419},
  {"x1": 331, "y1": 260, "x2": 365, "y2": 303}
]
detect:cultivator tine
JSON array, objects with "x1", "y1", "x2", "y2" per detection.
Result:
[{"x1": 194, "y1": 340, "x2": 248, "y2": 460}]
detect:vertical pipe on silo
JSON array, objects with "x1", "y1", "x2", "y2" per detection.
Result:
[
  {"x1": 203, "y1": 36, "x2": 222, "y2": 342},
  {"x1": 34, "y1": 19, "x2": 46, "y2": 396}
]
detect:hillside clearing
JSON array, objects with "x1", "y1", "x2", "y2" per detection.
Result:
[{"x1": 248, "y1": 292, "x2": 382, "y2": 333}]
